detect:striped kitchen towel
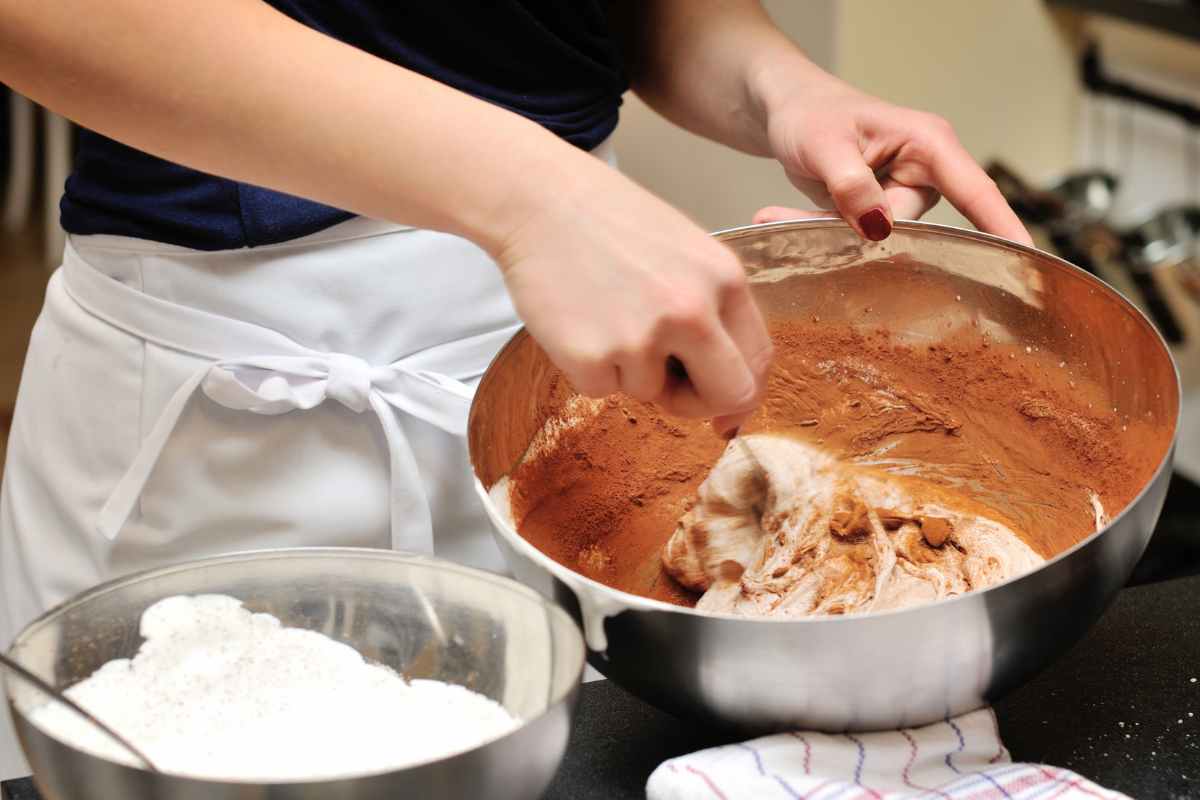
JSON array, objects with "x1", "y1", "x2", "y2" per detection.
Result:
[{"x1": 646, "y1": 708, "x2": 1128, "y2": 800}]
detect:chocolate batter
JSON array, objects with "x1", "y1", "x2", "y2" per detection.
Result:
[{"x1": 505, "y1": 321, "x2": 1168, "y2": 609}]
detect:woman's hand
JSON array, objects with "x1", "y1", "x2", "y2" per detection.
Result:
[
  {"x1": 496, "y1": 153, "x2": 772, "y2": 435},
  {"x1": 750, "y1": 67, "x2": 1032, "y2": 245},
  {"x1": 0, "y1": 0, "x2": 772, "y2": 429},
  {"x1": 611, "y1": 0, "x2": 1030, "y2": 245}
]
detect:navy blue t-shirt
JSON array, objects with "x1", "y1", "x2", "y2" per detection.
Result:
[{"x1": 60, "y1": 2, "x2": 627, "y2": 249}]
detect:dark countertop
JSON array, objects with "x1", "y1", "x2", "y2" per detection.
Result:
[
  {"x1": 545, "y1": 572, "x2": 1200, "y2": 800},
  {"x1": 6, "y1": 474, "x2": 1200, "y2": 800}
]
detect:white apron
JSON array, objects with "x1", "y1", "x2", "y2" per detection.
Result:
[{"x1": 0, "y1": 135, "x2": 614, "y2": 779}]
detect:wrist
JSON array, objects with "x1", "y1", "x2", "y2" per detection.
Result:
[
  {"x1": 745, "y1": 46, "x2": 850, "y2": 146},
  {"x1": 468, "y1": 126, "x2": 615, "y2": 268},
  {"x1": 450, "y1": 119, "x2": 585, "y2": 260}
]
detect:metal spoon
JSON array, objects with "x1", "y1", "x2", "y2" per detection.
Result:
[{"x1": 0, "y1": 651, "x2": 160, "y2": 772}]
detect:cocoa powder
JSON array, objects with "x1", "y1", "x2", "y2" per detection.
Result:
[
  {"x1": 508, "y1": 396, "x2": 723, "y2": 605},
  {"x1": 508, "y1": 320, "x2": 1170, "y2": 607}
]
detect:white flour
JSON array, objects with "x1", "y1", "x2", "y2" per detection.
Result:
[{"x1": 27, "y1": 594, "x2": 519, "y2": 781}]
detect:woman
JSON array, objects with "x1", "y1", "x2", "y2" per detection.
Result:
[{"x1": 0, "y1": 0, "x2": 1029, "y2": 777}]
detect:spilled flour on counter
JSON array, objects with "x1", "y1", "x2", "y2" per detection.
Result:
[{"x1": 28, "y1": 595, "x2": 519, "y2": 781}]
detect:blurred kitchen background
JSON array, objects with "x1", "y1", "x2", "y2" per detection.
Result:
[{"x1": 1, "y1": 0, "x2": 1198, "y2": 578}]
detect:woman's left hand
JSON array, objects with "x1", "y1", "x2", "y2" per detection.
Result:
[
  {"x1": 613, "y1": 0, "x2": 1029, "y2": 244},
  {"x1": 751, "y1": 76, "x2": 1032, "y2": 246}
]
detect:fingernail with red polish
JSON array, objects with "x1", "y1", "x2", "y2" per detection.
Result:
[{"x1": 859, "y1": 209, "x2": 891, "y2": 242}]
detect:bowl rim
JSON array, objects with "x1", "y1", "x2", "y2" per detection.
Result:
[
  {"x1": 6, "y1": 546, "x2": 586, "y2": 784},
  {"x1": 474, "y1": 217, "x2": 1183, "y2": 627}
]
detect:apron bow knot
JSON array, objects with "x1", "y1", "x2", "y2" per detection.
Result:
[
  {"x1": 199, "y1": 354, "x2": 387, "y2": 416},
  {"x1": 61, "y1": 240, "x2": 520, "y2": 551},
  {"x1": 326, "y1": 353, "x2": 377, "y2": 413}
]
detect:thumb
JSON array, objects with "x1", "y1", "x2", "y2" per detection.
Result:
[{"x1": 795, "y1": 136, "x2": 892, "y2": 241}]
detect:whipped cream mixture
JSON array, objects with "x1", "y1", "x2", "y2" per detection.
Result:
[
  {"x1": 28, "y1": 594, "x2": 519, "y2": 781},
  {"x1": 663, "y1": 435, "x2": 1052, "y2": 617}
]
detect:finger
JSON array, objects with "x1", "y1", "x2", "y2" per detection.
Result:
[
  {"x1": 659, "y1": 325, "x2": 757, "y2": 422},
  {"x1": 786, "y1": 178, "x2": 837, "y2": 211},
  {"x1": 712, "y1": 410, "x2": 754, "y2": 438},
  {"x1": 925, "y1": 138, "x2": 1033, "y2": 245},
  {"x1": 662, "y1": 357, "x2": 756, "y2": 437},
  {"x1": 881, "y1": 184, "x2": 940, "y2": 221},
  {"x1": 758, "y1": 191, "x2": 936, "y2": 227},
  {"x1": 656, "y1": 356, "x2": 704, "y2": 419},
  {"x1": 720, "y1": 282, "x2": 773, "y2": 400},
  {"x1": 710, "y1": 286, "x2": 773, "y2": 434},
  {"x1": 752, "y1": 206, "x2": 833, "y2": 225},
  {"x1": 565, "y1": 358, "x2": 620, "y2": 398},
  {"x1": 616, "y1": 352, "x2": 667, "y2": 403},
  {"x1": 799, "y1": 135, "x2": 893, "y2": 241}
]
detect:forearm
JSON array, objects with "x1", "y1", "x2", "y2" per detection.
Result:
[
  {"x1": 612, "y1": 0, "x2": 831, "y2": 157},
  {"x1": 0, "y1": 0, "x2": 586, "y2": 255}
]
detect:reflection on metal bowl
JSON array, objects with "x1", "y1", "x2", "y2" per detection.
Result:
[
  {"x1": 468, "y1": 219, "x2": 1180, "y2": 734},
  {"x1": 4, "y1": 548, "x2": 584, "y2": 800}
]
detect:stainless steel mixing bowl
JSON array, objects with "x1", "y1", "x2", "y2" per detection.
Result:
[
  {"x1": 468, "y1": 219, "x2": 1180, "y2": 734},
  {"x1": 4, "y1": 548, "x2": 584, "y2": 799}
]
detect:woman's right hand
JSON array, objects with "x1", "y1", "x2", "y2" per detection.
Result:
[
  {"x1": 0, "y1": 0, "x2": 769, "y2": 433},
  {"x1": 494, "y1": 154, "x2": 773, "y2": 435}
]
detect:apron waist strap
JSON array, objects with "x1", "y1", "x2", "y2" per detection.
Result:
[{"x1": 61, "y1": 239, "x2": 521, "y2": 550}]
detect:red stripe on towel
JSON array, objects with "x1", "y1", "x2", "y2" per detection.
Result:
[
  {"x1": 685, "y1": 764, "x2": 729, "y2": 800},
  {"x1": 900, "y1": 729, "x2": 953, "y2": 799},
  {"x1": 788, "y1": 732, "x2": 813, "y2": 775}
]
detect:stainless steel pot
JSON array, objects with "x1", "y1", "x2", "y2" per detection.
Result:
[
  {"x1": 5, "y1": 548, "x2": 584, "y2": 799},
  {"x1": 1049, "y1": 169, "x2": 1120, "y2": 228},
  {"x1": 468, "y1": 219, "x2": 1180, "y2": 734}
]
